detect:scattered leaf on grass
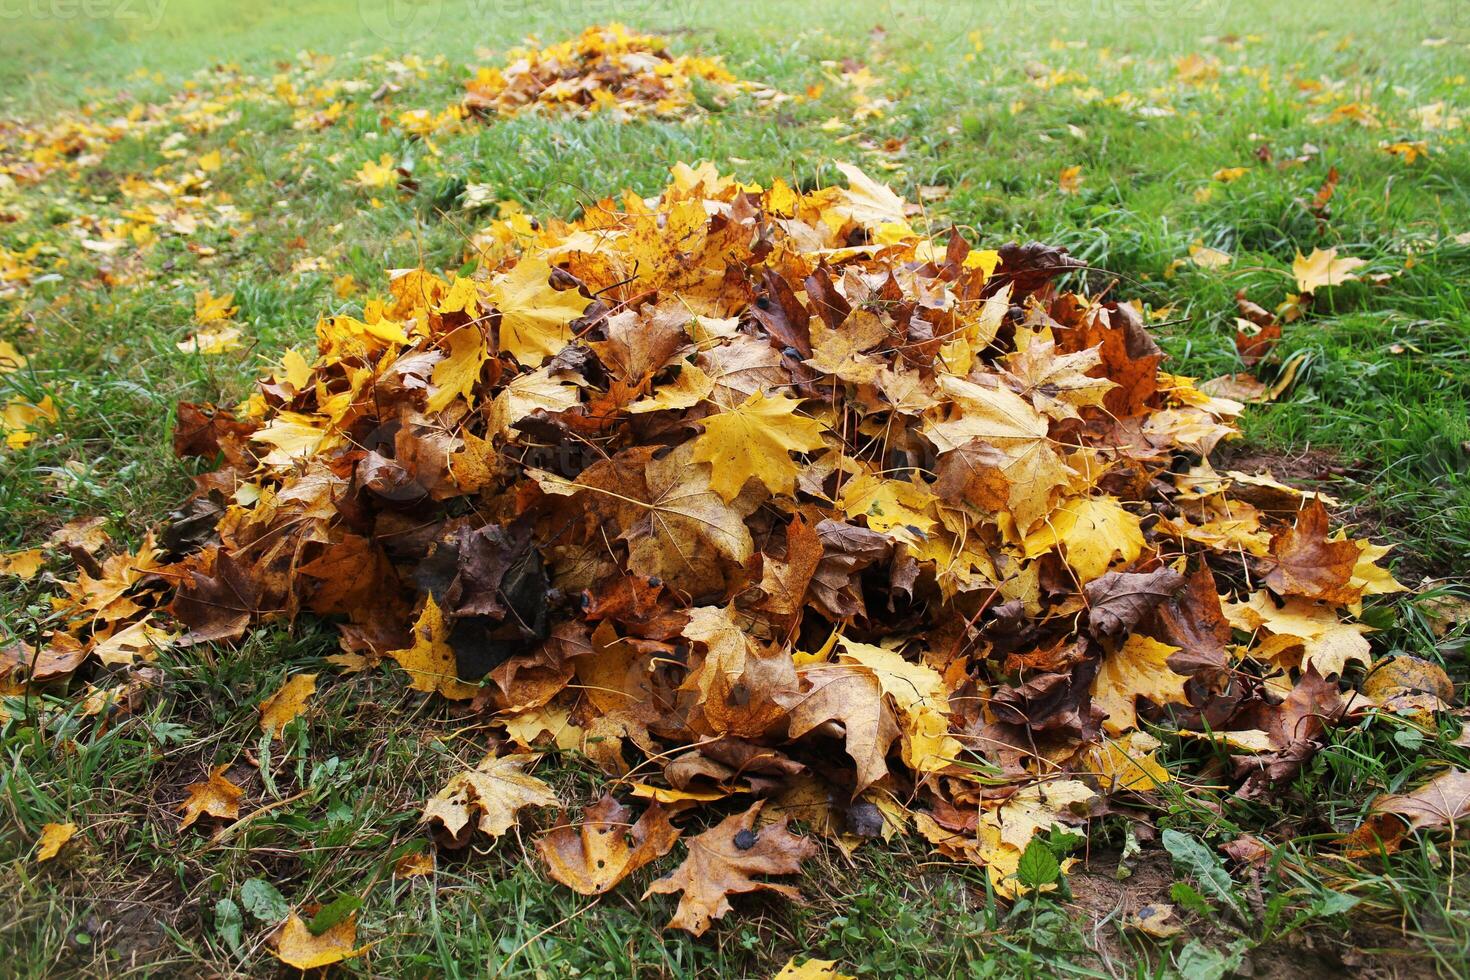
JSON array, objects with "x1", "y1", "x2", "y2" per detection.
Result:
[
  {"x1": 644, "y1": 801, "x2": 817, "y2": 936},
  {"x1": 36, "y1": 822, "x2": 76, "y2": 862},
  {"x1": 271, "y1": 912, "x2": 365, "y2": 970},
  {"x1": 258, "y1": 672, "x2": 317, "y2": 739},
  {"x1": 178, "y1": 765, "x2": 244, "y2": 830},
  {"x1": 423, "y1": 753, "x2": 559, "y2": 846},
  {"x1": 537, "y1": 794, "x2": 681, "y2": 895},
  {"x1": 0, "y1": 548, "x2": 45, "y2": 579},
  {"x1": 772, "y1": 958, "x2": 855, "y2": 980},
  {"x1": 1293, "y1": 247, "x2": 1366, "y2": 294}
]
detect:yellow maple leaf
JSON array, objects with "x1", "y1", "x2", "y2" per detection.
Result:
[
  {"x1": 354, "y1": 153, "x2": 398, "y2": 189},
  {"x1": 0, "y1": 548, "x2": 46, "y2": 580},
  {"x1": 277, "y1": 348, "x2": 312, "y2": 390},
  {"x1": 196, "y1": 149, "x2": 222, "y2": 172},
  {"x1": 1345, "y1": 537, "x2": 1408, "y2": 604},
  {"x1": 1058, "y1": 164, "x2": 1083, "y2": 194},
  {"x1": 975, "y1": 780, "x2": 1095, "y2": 898},
  {"x1": 193, "y1": 288, "x2": 237, "y2": 324},
  {"x1": 427, "y1": 327, "x2": 488, "y2": 413},
  {"x1": 448, "y1": 429, "x2": 495, "y2": 492},
  {"x1": 693, "y1": 391, "x2": 826, "y2": 501},
  {"x1": 1091, "y1": 634, "x2": 1189, "y2": 734},
  {"x1": 629, "y1": 361, "x2": 714, "y2": 414},
  {"x1": 1024, "y1": 496, "x2": 1144, "y2": 583},
  {"x1": 177, "y1": 323, "x2": 242, "y2": 354},
  {"x1": 486, "y1": 367, "x2": 582, "y2": 437},
  {"x1": 3, "y1": 394, "x2": 59, "y2": 449},
  {"x1": 837, "y1": 473, "x2": 937, "y2": 544},
  {"x1": 259, "y1": 673, "x2": 318, "y2": 739},
  {"x1": 0, "y1": 339, "x2": 27, "y2": 374},
  {"x1": 437, "y1": 275, "x2": 481, "y2": 316},
  {"x1": 1188, "y1": 244, "x2": 1231, "y2": 269},
  {"x1": 490, "y1": 257, "x2": 589, "y2": 367},
  {"x1": 1380, "y1": 140, "x2": 1429, "y2": 164},
  {"x1": 772, "y1": 957, "x2": 855, "y2": 980},
  {"x1": 93, "y1": 616, "x2": 175, "y2": 666},
  {"x1": 1086, "y1": 731, "x2": 1172, "y2": 791},
  {"x1": 1293, "y1": 247, "x2": 1366, "y2": 294},
  {"x1": 178, "y1": 765, "x2": 244, "y2": 830},
  {"x1": 388, "y1": 595, "x2": 480, "y2": 700},
  {"x1": 831, "y1": 162, "x2": 913, "y2": 237},
  {"x1": 837, "y1": 639, "x2": 961, "y2": 773},
  {"x1": 1224, "y1": 590, "x2": 1372, "y2": 680},
  {"x1": 250, "y1": 412, "x2": 335, "y2": 467}
]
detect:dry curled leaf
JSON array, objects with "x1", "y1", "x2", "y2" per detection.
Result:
[{"x1": 537, "y1": 794, "x2": 681, "y2": 895}]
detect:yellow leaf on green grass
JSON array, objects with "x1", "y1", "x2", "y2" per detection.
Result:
[
  {"x1": 259, "y1": 673, "x2": 318, "y2": 739},
  {"x1": 36, "y1": 822, "x2": 76, "y2": 862},
  {"x1": 193, "y1": 288, "x2": 236, "y2": 324},
  {"x1": 178, "y1": 765, "x2": 244, "y2": 830},
  {"x1": 422, "y1": 752, "x2": 559, "y2": 840},
  {"x1": 1293, "y1": 247, "x2": 1366, "y2": 294},
  {"x1": 177, "y1": 323, "x2": 242, "y2": 354},
  {"x1": 0, "y1": 340, "x2": 27, "y2": 373},
  {"x1": 354, "y1": 153, "x2": 398, "y2": 189},
  {"x1": 272, "y1": 913, "x2": 366, "y2": 970},
  {"x1": 0, "y1": 548, "x2": 45, "y2": 579},
  {"x1": 1189, "y1": 244, "x2": 1232, "y2": 269},
  {"x1": 772, "y1": 957, "x2": 855, "y2": 980}
]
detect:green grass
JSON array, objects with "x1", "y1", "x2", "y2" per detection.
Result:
[{"x1": 3, "y1": 0, "x2": 1470, "y2": 975}]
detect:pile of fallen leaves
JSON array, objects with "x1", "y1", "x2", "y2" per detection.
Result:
[
  {"x1": 461, "y1": 23, "x2": 784, "y2": 120},
  {"x1": 13, "y1": 160, "x2": 1442, "y2": 948}
]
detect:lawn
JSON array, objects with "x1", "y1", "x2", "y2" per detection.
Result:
[{"x1": 2, "y1": 0, "x2": 1469, "y2": 976}]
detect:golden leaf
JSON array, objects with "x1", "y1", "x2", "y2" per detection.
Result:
[
  {"x1": 1293, "y1": 247, "x2": 1366, "y2": 294},
  {"x1": 388, "y1": 595, "x2": 480, "y2": 700},
  {"x1": 1024, "y1": 496, "x2": 1144, "y2": 583},
  {"x1": 36, "y1": 822, "x2": 77, "y2": 862},
  {"x1": 178, "y1": 765, "x2": 244, "y2": 830},
  {"x1": 772, "y1": 957, "x2": 856, "y2": 980},
  {"x1": 490, "y1": 257, "x2": 589, "y2": 367},
  {"x1": 0, "y1": 548, "x2": 46, "y2": 580},
  {"x1": 693, "y1": 391, "x2": 826, "y2": 501},
  {"x1": 271, "y1": 913, "x2": 366, "y2": 970},
  {"x1": 259, "y1": 673, "x2": 318, "y2": 739},
  {"x1": 1091, "y1": 634, "x2": 1189, "y2": 735},
  {"x1": 426, "y1": 326, "x2": 488, "y2": 413}
]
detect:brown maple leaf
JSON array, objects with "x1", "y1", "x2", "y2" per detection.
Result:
[
  {"x1": 1259, "y1": 499, "x2": 1361, "y2": 603},
  {"x1": 643, "y1": 801, "x2": 817, "y2": 935}
]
